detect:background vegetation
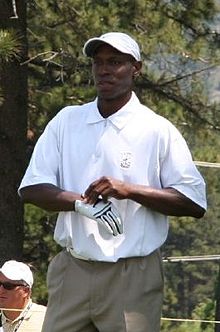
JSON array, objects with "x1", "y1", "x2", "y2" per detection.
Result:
[{"x1": 1, "y1": 1, "x2": 220, "y2": 331}]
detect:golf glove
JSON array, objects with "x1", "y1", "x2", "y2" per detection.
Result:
[{"x1": 75, "y1": 199, "x2": 123, "y2": 236}]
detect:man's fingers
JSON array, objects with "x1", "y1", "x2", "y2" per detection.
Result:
[{"x1": 84, "y1": 179, "x2": 112, "y2": 204}]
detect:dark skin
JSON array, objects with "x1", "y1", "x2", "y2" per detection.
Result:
[
  {"x1": 20, "y1": 44, "x2": 205, "y2": 219},
  {"x1": 91, "y1": 44, "x2": 142, "y2": 117}
]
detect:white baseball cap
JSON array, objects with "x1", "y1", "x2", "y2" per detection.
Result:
[
  {"x1": 0, "y1": 260, "x2": 33, "y2": 288},
  {"x1": 83, "y1": 32, "x2": 141, "y2": 61}
]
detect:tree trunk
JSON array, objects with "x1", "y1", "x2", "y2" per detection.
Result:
[{"x1": 0, "y1": 0, "x2": 27, "y2": 264}]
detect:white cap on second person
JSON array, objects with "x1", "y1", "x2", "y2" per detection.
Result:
[
  {"x1": 83, "y1": 32, "x2": 141, "y2": 61},
  {"x1": 0, "y1": 260, "x2": 33, "y2": 288}
]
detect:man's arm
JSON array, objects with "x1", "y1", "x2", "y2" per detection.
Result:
[
  {"x1": 83, "y1": 176, "x2": 206, "y2": 218},
  {"x1": 19, "y1": 184, "x2": 82, "y2": 212},
  {"x1": 20, "y1": 178, "x2": 206, "y2": 218},
  {"x1": 127, "y1": 185, "x2": 205, "y2": 218},
  {"x1": 20, "y1": 183, "x2": 124, "y2": 235}
]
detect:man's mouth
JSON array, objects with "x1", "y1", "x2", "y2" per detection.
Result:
[{"x1": 96, "y1": 80, "x2": 114, "y2": 89}]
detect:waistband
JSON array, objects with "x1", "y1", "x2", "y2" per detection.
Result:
[{"x1": 66, "y1": 247, "x2": 157, "y2": 263}]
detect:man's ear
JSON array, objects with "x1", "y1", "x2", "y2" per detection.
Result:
[
  {"x1": 133, "y1": 61, "x2": 142, "y2": 77},
  {"x1": 22, "y1": 287, "x2": 31, "y2": 299}
]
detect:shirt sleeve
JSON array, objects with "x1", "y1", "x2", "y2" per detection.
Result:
[
  {"x1": 160, "y1": 123, "x2": 207, "y2": 210},
  {"x1": 18, "y1": 121, "x2": 60, "y2": 194}
]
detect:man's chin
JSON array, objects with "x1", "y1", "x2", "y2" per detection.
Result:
[
  {"x1": 0, "y1": 299, "x2": 8, "y2": 306},
  {"x1": 97, "y1": 90, "x2": 119, "y2": 100}
]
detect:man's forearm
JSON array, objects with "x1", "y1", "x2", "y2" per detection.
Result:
[
  {"x1": 19, "y1": 183, "x2": 82, "y2": 212},
  {"x1": 83, "y1": 176, "x2": 205, "y2": 219},
  {"x1": 127, "y1": 185, "x2": 205, "y2": 218},
  {"x1": 19, "y1": 182, "x2": 205, "y2": 218}
]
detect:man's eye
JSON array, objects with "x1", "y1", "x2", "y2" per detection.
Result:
[
  {"x1": 109, "y1": 60, "x2": 122, "y2": 65},
  {"x1": 93, "y1": 60, "x2": 102, "y2": 65},
  {"x1": 92, "y1": 59, "x2": 124, "y2": 66}
]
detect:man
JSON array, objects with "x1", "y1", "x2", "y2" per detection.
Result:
[
  {"x1": 18, "y1": 32, "x2": 207, "y2": 332},
  {"x1": 0, "y1": 260, "x2": 46, "y2": 332}
]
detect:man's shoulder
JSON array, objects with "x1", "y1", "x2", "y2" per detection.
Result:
[
  {"x1": 48, "y1": 100, "x2": 96, "y2": 129},
  {"x1": 133, "y1": 103, "x2": 181, "y2": 138},
  {"x1": 31, "y1": 302, "x2": 47, "y2": 313},
  {"x1": 58, "y1": 100, "x2": 96, "y2": 117},
  {"x1": 136, "y1": 103, "x2": 171, "y2": 125},
  {"x1": 19, "y1": 303, "x2": 46, "y2": 332},
  {"x1": 27, "y1": 302, "x2": 46, "y2": 319}
]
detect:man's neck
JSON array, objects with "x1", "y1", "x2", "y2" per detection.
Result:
[
  {"x1": 3, "y1": 308, "x2": 24, "y2": 322},
  {"x1": 97, "y1": 92, "x2": 132, "y2": 118}
]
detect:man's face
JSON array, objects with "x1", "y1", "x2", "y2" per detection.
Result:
[
  {"x1": 0, "y1": 272, "x2": 29, "y2": 310},
  {"x1": 91, "y1": 44, "x2": 141, "y2": 101}
]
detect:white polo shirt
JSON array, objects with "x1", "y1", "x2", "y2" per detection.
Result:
[{"x1": 19, "y1": 92, "x2": 206, "y2": 262}]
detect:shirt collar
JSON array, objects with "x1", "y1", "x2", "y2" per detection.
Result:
[{"x1": 86, "y1": 92, "x2": 141, "y2": 130}]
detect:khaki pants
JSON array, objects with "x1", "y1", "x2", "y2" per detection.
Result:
[{"x1": 42, "y1": 249, "x2": 164, "y2": 332}]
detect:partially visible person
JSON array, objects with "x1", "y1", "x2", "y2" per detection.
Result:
[{"x1": 0, "y1": 260, "x2": 46, "y2": 332}]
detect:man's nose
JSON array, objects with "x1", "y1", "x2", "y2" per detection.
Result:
[{"x1": 96, "y1": 62, "x2": 111, "y2": 74}]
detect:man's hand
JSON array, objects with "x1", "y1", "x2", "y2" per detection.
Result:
[
  {"x1": 84, "y1": 176, "x2": 131, "y2": 204},
  {"x1": 75, "y1": 199, "x2": 123, "y2": 236}
]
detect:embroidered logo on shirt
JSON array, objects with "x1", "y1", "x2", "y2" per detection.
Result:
[{"x1": 120, "y1": 152, "x2": 132, "y2": 169}]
